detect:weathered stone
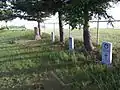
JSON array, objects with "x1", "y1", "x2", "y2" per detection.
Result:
[
  {"x1": 34, "y1": 27, "x2": 41, "y2": 40},
  {"x1": 102, "y1": 42, "x2": 112, "y2": 65},
  {"x1": 69, "y1": 37, "x2": 74, "y2": 50},
  {"x1": 51, "y1": 32, "x2": 55, "y2": 42}
]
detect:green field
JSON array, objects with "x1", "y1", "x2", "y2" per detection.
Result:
[
  {"x1": 0, "y1": 29, "x2": 120, "y2": 90},
  {"x1": 45, "y1": 28, "x2": 120, "y2": 47}
]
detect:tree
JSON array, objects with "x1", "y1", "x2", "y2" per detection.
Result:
[
  {"x1": 0, "y1": 0, "x2": 15, "y2": 29},
  {"x1": 11, "y1": 0, "x2": 69, "y2": 42},
  {"x1": 11, "y1": 0, "x2": 50, "y2": 38},
  {"x1": 43, "y1": 0, "x2": 70, "y2": 43},
  {"x1": 63, "y1": 0, "x2": 118, "y2": 51}
]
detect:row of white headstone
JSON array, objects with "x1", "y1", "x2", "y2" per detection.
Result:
[
  {"x1": 51, "y1": 32, "x2": 74, "y2": 50},
  {"x1": 51, "y1": 32, "x2": 112, "y2": 65}
]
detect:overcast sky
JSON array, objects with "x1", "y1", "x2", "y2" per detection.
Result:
[{"x1": 0, "y1": 2, "x2": 120, "y2": 29}]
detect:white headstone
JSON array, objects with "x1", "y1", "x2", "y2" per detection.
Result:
[
  {"x1": 69, "y1": 37, "x2": 74, "y2": 50},
  {"x1": 102, "y1": 42, "x2": 112, "y2": 65},
  {"x1": 51, "y1": 32, "x2": 55, "y2": 42}
]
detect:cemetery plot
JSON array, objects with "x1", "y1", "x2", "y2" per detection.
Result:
[{"x1": 0, "y1": 30, "x2": 119, "y2": 90}]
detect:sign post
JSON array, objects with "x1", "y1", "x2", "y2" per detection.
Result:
[{"x1": 102, "y1": 42, "x2": 112, "y2": 65}]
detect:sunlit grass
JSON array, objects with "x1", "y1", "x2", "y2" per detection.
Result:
[{"x1": 0, "y1": 29, "x2": 120, "y2": 89}]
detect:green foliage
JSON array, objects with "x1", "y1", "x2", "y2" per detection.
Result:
[
  {"x1": 0, "y1": 9, "x2": 14, "y2": 21},
  {"x1": 0, "y1": 1, "x2": 15, "y2": 22},
  {"x1": 63, "y1": 0, "x2": 119, "y2": 29},
  {"x1": 11, "y1": 0, "x2": 50, "y2": 22},
  {"x1": 0, "y1": 26, "x2": 6, "y2": 30},
  {"x1": 8, "y1": 25, "x2": 26, "y2": 31}
]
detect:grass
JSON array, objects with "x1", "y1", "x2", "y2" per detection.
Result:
[
  {"x1": 47, "y1": 28, "x2": 120, "y2": 47},
  {"x1": 0, "y1": 28, "x2": 120, "y2": 89},
  {"x1": 0, "y1": 30, "x2": 79, "y2": 89}
]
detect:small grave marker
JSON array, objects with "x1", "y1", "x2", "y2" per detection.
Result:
[
  {"x1": 69, "y1": 37, "x2": 74, "y2": 50},
  {"x1": 102, "y1": 42, "x2": 112, "y2": 65},
  {"x1": 51, "y1": 32, "x2": 55, "y2": 42},
  {"x1": 34, "y1": 27, "x2": 41, "y2": 40}
]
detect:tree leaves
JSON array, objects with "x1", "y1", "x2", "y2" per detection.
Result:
[
  {"x1": 0, "y1": 1, "x2": 15, "y2": 22},
  {"x1": 11, "y1": 0, "x2": 51, "y2": 22},
  {"x1": 63, "y1": 0, "x2": 119, "y2": 29}
]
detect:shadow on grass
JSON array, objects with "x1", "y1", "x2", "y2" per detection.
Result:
[
  {"x1": 0, "y1": 42, "x2": 54, "y2": 52},
  {"x1": 0, "y1": 50, "x2": 55, "y2": 63},
  {"x1": 0, "y1": 85, "x2": 41, "y2": 90},
  {"x1": 0, "y1": 42, "x2": 62, "y2": 58},
  {"x1": 0, "y1": 60, "x2": 97, "y2": 78}
]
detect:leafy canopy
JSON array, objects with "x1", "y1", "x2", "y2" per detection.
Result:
[
  {"x1": 0, "y1": 0, "x2": 15, "y2": 22},
  {"x1": 62, "y1": 0, "x2": 119, "y2": 29},
  {"x1": 11, "y1": 0, "x2": 51, "y2": 22}
]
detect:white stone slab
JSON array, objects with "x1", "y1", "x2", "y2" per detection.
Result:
[
  {"x1": 51, "y1": 32, "x2": 55, "y2": 42},
  {"x1": 102, "y1": 42, "x2": 112, "y2": 65},
  {"x1": 69, "y1": 37, "x2": 74, "y2": 50}
]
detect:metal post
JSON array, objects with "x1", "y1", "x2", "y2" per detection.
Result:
[
  {"x1": 44, "y1": 23, "x2": 45, "y2": 32},
  {"x1": 69, "y1": 24, "x2": 71, "y2": 38},
  {"x1": 53, "y1": 23, "x2": 55, "y2": 35},
  {"x1": 79, "y1": 24, "x2": 82, "y2": 41},
  {"x1": 96, "y1": 14, "x2": 99, "y2": 45}
]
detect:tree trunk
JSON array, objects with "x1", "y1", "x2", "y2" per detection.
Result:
[
  {"x1": 83, "y1": 7, "x2": 94, "y2": 52},
  {"x1": 34, "y1": 21, "x2": 41, "y2": 40},
  {"x1": 34, "y1": 27, "x2": 41, "y2": 40},
  {"x1": 58, "y1": 11, "x2": 64, "y2": 43},
  {"x1": 5, "y1": 21, "x2": 9, "y2": 30},
  {"x1": 37, "y1": 21, "x2": 41, "y2": 36}
]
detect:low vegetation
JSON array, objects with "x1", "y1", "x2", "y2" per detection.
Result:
[{"x1": 0, "y1": 29, "x2": 120, "y2": 89}]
